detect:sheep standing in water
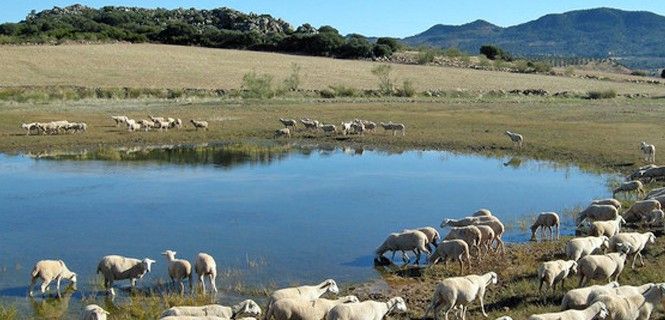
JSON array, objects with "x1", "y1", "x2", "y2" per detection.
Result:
[
  {"x1": 375, "y1": 229, "x2": 430, "y2": 264},
  {"x1": 162, "y1": 250, "x2": 193, "y2": 294},
  {"x1": 505, "y1": 131, "x2": 523, "y2": 148},
  {"x1": 28, "y1": 260, "x2": 77, "y2": 297},
  {"x1": 96, "y1": 255, "x2": 156, "y2": 296},
  {"x1": 640, "y1": 141, "x2": 656, "y2": 163},
  {"x1": 530, "y1": 212, "x2": 560, "y2": 241}
]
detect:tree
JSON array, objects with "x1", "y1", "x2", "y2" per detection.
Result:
[
  {"x1": 480, "y1": 45, "x2": 502, "y2": 60},
  {"x1": 317, "y1": 25, "x2": 339, "y2": 34},
  {"x1": 372, "y1": 44, "x2": 392, "y2": 58},
  {"x1": 337, "y1": 35, "x2": 372, "y2": 58},
  {"x1": 376, "y1": 37, "x2": 400, "y2": 52}
]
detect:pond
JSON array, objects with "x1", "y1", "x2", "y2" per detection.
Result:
[{"x1": 0, "y1": 143, "x2": 615, "y2": 317}]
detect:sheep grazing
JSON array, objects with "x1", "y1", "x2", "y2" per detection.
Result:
[
  {"x1": 623, "y1": 200, "x2": 661, "y2": 223},
  {"x1": 266, "y1": 279, "x2": 339, "y2": 319},
  {"x1": 576, "y1": 205, "x2": 618, "y2": 224},
  {"x1": 530, "y1": 212, "x2": 560, "y2": 241},
  {"x1": 591, "y1": 198, "x2": 621, "y2": 210},
  {"x1": 194, "y1": 252, "x2": 217, "y2": 294},
  {"x1": 609, "y1": 232, "x2": 656, "y2": 269},
  {"x1": 111, "y1": 115, "x2": 129, "y2": 126},
  {"x1": 162, "y1": 250, "x2": 193, "y2": 294},
  {"x1": 161, "y1": 300, "x2": 262, "y2": 318},
  {"x1": 475, "y1": 225, "x2": 496, "y2": 256},
  {"x1": 641, "y1": 209, "x2": 664, "y2": 227},
  {"x1": 21, "y1": 122, "x2": 39, "y2": 135},
  {"x1": 565, "y1": 236, "x2": 609, "y2": 261},
  {"x1": 613, "y1": 180, "x2": 645, "y2": 198},
  {"x1": 423, "y1": 272, "x2": 498, "y2": 320},
  {"x1": 375, "y1": 229, "x2": 430, "y2": 264},
  {"x1": 528, "y1": 301, "x2": 608, "y2": 320},
  {"x1": 83, "y1": 304, "x2": 109, "y2": 320},
  {"x1": 96, "y1": 255, "x2": 156, "y2": 296},
  {"x1": 191, "y1": 120, "x2": 209, "y2": 130},
  {"x1": 416, "y1": 226, "x2": 440, "y2": 250},
  {"x1": 279, "y1": 118, "x2": 297, "y2": 129},
  {"x1": 326, "y1": 297, "x2": 407, "y2": 320},
  {"x1": 442, "y1": 216, "x2": 506, "y2": 254},
  {"x1": 267, "y1": 296, "x2": 359, "y2": 320},
  {"x1": 168, "y1": 118, "x2": 183, "y2": 129},
  {"x1": 588, "y1": 215, "x2": 625, "y2": 238},
  {"x1": 589, "y1": 293, "x2": 642, "y2": 320},
  {"x1": 537, "y1": 260, "x2": 577, "y2": 295},
  {"x1": 28, "y1": 260, "x2": 77, "y2": 297},
  {"x1": 274, "y1": 128, "x2": 291, "y2": 138},
  {"x1": 154, "y1": 119, "x2": 171, "y2": 131},
  {"x1": 320, "y1": 124, "x2": 337, "y2": 135},
  {"x1": 428, "y1": 239, "x2": 470, "y2": 273},
  {"x1": 588, "y1": 283, "x2": 655, "y2": 303},
  {"x1": 577, "y1": 243, "x2": 631, "y2": 286},
  {"x1": 561, "y1": 282, "x2": 620, "y2": 310},
  {"x1": 300, "y1": 119, "x2": 320, "y2": 130},
  {"x1": 640, "y1": 141, "x2": 656, "y2": 163},
  {"x1": 504, "y1": 131, "x2": 523, "y2": 148},
  {"x1": 444, "y1": 226, "x2": 482, "y2": 259},
  {"x1": 379, "y1": 122, "x2": 405, "y2": 136}
]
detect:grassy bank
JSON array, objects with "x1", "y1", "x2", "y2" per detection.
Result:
[{"x1": 0, "y1": 96, "x2": 663, "y2": 172}]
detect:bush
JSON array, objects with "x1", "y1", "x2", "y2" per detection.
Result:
[
  {"x1": 337, "y1": 35, "x2": 373, "y2": 58},
  {"x1": 319, "y1": 88, "x2": 336, "y2": 98},
  {"x1": 480, "y1": 45, "x2": 501, "y2": 60},
  {"x1": 513, "y1": 60, "x2": 530, "y2": 73},
  {"x1": 376, "y1": 37, "x2": 400, "y2": 52},
  {"x1": 531, "y1": 61, "x2": 552, "y2": 73},
  {"x1": 282, "y1": 63, "x2": 301, "y2": 91},
  {"x1": 587, "y1": 89, "x2": 617, "y2": 99},
  {"x1": 371, "y1": 64, "x2": 394, "y2": 94},
  {"x1": 372, "y1": 44, "x2": 392, "y2": 58},
  {"x1": 396, "y1": 79, "x2": 416, "y2": 97},
  {"x1": 444, "y1": 48, "x2": 464, "y2": 57},
  {"x1": 630, "y1": 70, "x2": 648, "y2": 77},
  {"x1": 417, "y1": 49, "x2": 436, "y2": 65},
  {"x1": 329, "y1": 84, "x2": 358, "y2": 97},
  {"x1": 241, "y1": 71, "x2": 275, "y2": 99},
  {"x1": 477, "y1": 55, "x2": 492, "y2": 68},
  {"x1": 564, "y1": 67, "x2": 575, "y2": 76}
]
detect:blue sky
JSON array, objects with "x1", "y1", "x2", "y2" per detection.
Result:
[{"x1": 4, "y1": 1, "x2": 665, "y2": 37}]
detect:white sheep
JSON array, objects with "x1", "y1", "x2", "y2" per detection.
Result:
[
  {"x1": 530, "y1": 212, "x2": 560, "y2": 241},
  {"x1": 495, "y1": 317, "x2": 513, "y2": 320},
  {"x1": 266, "y1": 279, "x2": 339, "y2": 319},
  {"x1": 633, "y1": 283, "x2": 665, "y2": 319},
  {"x1": 326, "y1": 297, "x2": 407, "y2": 320},
  {"x1": 279, "y1": 118, "x2": 297, "y2": 129},
  {"x1": 21, "y1": 122, "x2": 39, "y2": 135},
  {"x1": 591, "y1": 198, "x2": 621, "y2": 210},
  {"x1": 609, "y1": 232, "x2": 656, "y2": 269},
  {"x1": 442, "y1": 216, "x2": 506, "y2": 253},
  {"x1": 591, "y1": 284, "x2": 665, "y2": 320},
  {"x1": 301, "y1": 119, "x2": 320, "y2": 131},
  {"x1": 565, "y1": 236, "x2": 610, "y2": 261},
  {"x1": 537, "y1": 260, "x2": 578, "y2": 295},
  {"x1": 623, "y1": 200, "x2": 661, "y2": 223},
  {"x1": 588, "y1": 215, "x2": 625, "y2": 238},
  {"x1": 191, "y1": 120, "x2": 209, "y2": 130},
  {"x1": 149, "y1": 115, "x2": 165, "y2": 122},
  {"x1": 161, "y1": 300, "x2": 262, "y2": 318},
  {"x1": 528, "y1": 301, "x2": 608, "y2": 320},
  {"x1": 444, "y1": 226, "x2": 482, "y2": 259},
  {"x1": 155, "y1": 119, "x2": 171, "y2": 131},
  {"x1": 160, "y1": 316, "x2": 226, "y2": 320},
  {"x1": 416, "y1": 226, "x2": 440, "y2": 250},
  {"x1": 274, "y1": 128, "x2": 291, "y2": 138},
  {"x1": 428, "y1": 239, "x2": 470, "y2": 273},
  {"x1": 350, "y1": 122, "x2": 365, "y2": 135},
  {"x1": 340, "y1": 122, "x2": 353, "y2": 136},
  {"x1": 127, "y1": 120, "x2": 141, "y2": 132},
  {"x1": 613, "y1": 180, "x2": 645, "y2": 198},
  {"x1": 379, "y1": 122, "x2": 405, "y2": 136},
  {"x1": 576, "y1": 205, "x2": 618, "y2": 223},
  {"x1": 96, "y1": 255, "x2": 156, "y2": 296},
  {"x1": 162, "y1": 250, "x2": 193, "y2": 294},
  {"x1": 194, "y1": 252, "x2": 217, "y2": 294},
  {"x1": 475, "y1": 225, "x2": 496, "y2": 256},
  {"x1": 587, "y1": 283, "x2": 655, "y2": 307},
  {"x1": 423, "y1": 272, "x2": 498, "y2": 320},
  {"x1": 363, "y1": 121, "x2": 377, "y2": 132},
  {"x1": 640, "y1": 141, "x2": 656, "y2": 163},
  {"x1": 472, "y1": 209, "x2": 493, "y2": 217},
  {"x1": 577, "y1": 243, "x2": 631, "y2": 286},
  {"x1": 111, "y1": 115, "x2": 129, "y2": 126},
  {"x1": 267, "y1": 296, "x2": 359, "y2": 320},
  {"x1": 83, "y1": 304, "x2": 109, "y2": 320},
  {"x1": 170, "y1": 118, "x2": 183, "y2": 129},
  {"x1": 375, "y1": 229, "x2": 430, "y2": 264},
  {"x1": 561, "y1": 282, "x2": 620, "y2": 309},
  {"x1": 138, "y1": 119, "x2": 155, "y2": 131},
  {"x1": 504, "y1": 131, "x2": 523, "y2": 148},
  {"x1": 28, "y1": 259, "x2": 77, "y2": 297}
]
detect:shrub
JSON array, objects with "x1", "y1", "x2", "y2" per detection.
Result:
[
  {"x1": 513, "y1": 60, "x2": 530, "y2": 73},
  {"x1": 531, "y1": 61, "x2": 552, "y2": 73},
  {"x1": 371, "y1": 64, "x2": 394, "y2": 94},
  {"x1": 283, "y1": 63, "x2": 301, "y2": 91},
  {"x1": 630, "y1": 70, "x2": 648, "y2": 77},
  {"x1": 480, "y1": 45, "x2": 501, "y2": 60},
  {"x1": 417, "y1": 49, "x2": 436, "y2": 65},
  {"x1": 329, "y1": 84, "x2": 358, "y2": 97},
  {"x1": 319, "y1": 88, "x2": 335, "y2": 98},
  {"x1": 376, "y1": 37, "x2": 400, "y2": 52},
  {"x1": 396, "y1": 79, "x2": 416, "y2": 97},
  {"x1": 587, "y1": 89, "x2": 617, "y2": 99},
  {"x1": 241, "y1": 71, "x2": 275, "y2": 99},
  {"x1": 564, "y1": 67, "x2": 575, "y2": 76},
  {"x1": 444, "y1": 48, "x2": 464, "y2": 57},
  {"x1": 372, "y1": 44, "x2": 392, "y2": 58},
  {"x1": 337, "y1": 35, "x2": 373, "y2": 58},
  {"x1": 477, "y1": 55, "x2": 492, "y2": 68}
]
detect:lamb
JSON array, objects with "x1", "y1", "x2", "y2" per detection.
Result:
[
  {"x1": 375, "y1": 229, "x2": 430, "y2": 264},
  {"x1": 21, "y1": 122, "x2": 39, "y2": 135},
  {"x1": 416, "y1": 226, "x2": 440, "y2": 250},
  {"x1": 83, "y1": 304, "x2": 109, "y2": 320},
  {"x1": 640, "y1": 141, "x2": 656, "y2": 163},
  {"x1": 561, "y1": 282, "x2": 619, "y2": 309},
  {"x1": 623, "y1": 200, "x2": 661, "y2": 223},
  {"x1": 423, "y1": 272, "x2": 498, "y2": 320},
  {"x1": 195, "y1": 252, "x2": 217, "y2": 294},
  {"x1": 530, "y1": 212, "x2": 560, "y2": 241},
  {"x1": 161, "y1": 300, "x2": 262, "y2": 318},
  {"x1": 191, "y1": 120, "x2": 209, "y2": 130},
  {"x1": 444, "y1": 226, "x2": 482, "y2": 258},
  {"x1": 537, "y1": 260, "x2": 578, "y2": 295},
  {"x1": 325, "y1": 297, "x2": 407, "y2": 320},
  {"x1": 379, "y1": 122, "x2": 405, "y2": 136},
  {"x1": 266, "y1": 279, "x2": 339, "y2": 319},
  {"x1": 274, "y1": 128, "x2": 291, "y2": 138},
  {"x1": 162, "y1": 250, "x2": 193, "y2": 294},
  {"x1": 528, "y1": 301, "x2": 608, "y2": 320},
  {"x1": 428, "y1": 239, "x2": 470, "y2": 273},
  {"x1": 576, "y1": 205, "x2": 618, "y2": 224},
  {"x1": 267, "y1": 296, "x2": 359, "y2": 320},
  {"x1": 442, "y1": 216, "x2": 505, "y2": 253},
  {"x1": 475, "y1": 225, "x2": 495, "y2": 256},
  {"x1": 641, "y1": 209, "x2": 664, "y2": 227},
  {"x1": 111, "y1": 116, "x2": 129, "y2": 126},
  {"x1": 504, "y1": 131, "x2": 523, "y2": 148},
  {"x1": 613, "y1": 180, "x2": 645, "y2": 198},
  {"x1": 588, "y1": 215, "x2": 625, "y2": 238},
  {"x1": 28, "y1": 260, "x2": 77, "y2": 297},
  {"x1": 279, "y1": 118, "x2": 297, "y2": 129},
  {"x1": 565, "y1": 236, "x2": 610, "y2": 261},
  {"x1": 577, "y1": 243, "x2": 631, "y2": 286},
  {"x1": 608, "y1": 232, "x2": 656, "y2": 269},
  {"x1": 320, "y1": 124, "x2": 337, "y2": 135},
  {"x1": 96, "y1": 255, "x2": 156, "y2": 296},
  {"x1": 591, "y1": 198, "x2": 622, "y2": 210}
]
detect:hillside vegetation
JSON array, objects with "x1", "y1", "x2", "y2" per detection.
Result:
[{"x1": 0, "y1": 43, "x2": 662, "y2": 95}]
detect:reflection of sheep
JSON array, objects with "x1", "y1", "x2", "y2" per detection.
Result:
[
  {"x1": 428, "y1": 239, "x2": 470, "y2": 273},
  {"x1": 528, "y1": 301, "x2": 608, "y2": 320},
  {"x1": 424, "y1": 272, "x2": 498, "y2": 320},
  {"x1": 537, "y1": 260, "x2": 577, "y2": 294},
  {"x1": 530, "y1": 212, "x2": 560, "y2": 241},
  {"x1": 613, "y1": 180, "x2": 644, "y2": 198},
  {"x1": 96, "y1": 255, "x2": 156, "y2": 296},
  {"x1": 640, "y1": 141, "x2": 656, "y2": 163},
  {"x1": 504, "y1": 131, "x2": 523, "y2": 148},
  {"x1": 608, "y1": 232, "x2": 656, "y2": 269},
  {"x1": 326, "y1": 297, "x2": 407, "y2": 320},
  {"x1": 268, "y1": 296, "x2": 359, "y2": 320},
  {"x1": 561, "y1": 282, "x2": 619, "y2": 309},
  {"x1": 28, "y1": 260, "x2": 77, "y2": 297},
  {"x1": 577, "y1": 244, "x2": 631, "y2": 286},
  {"x1": 375, "y1": 230, "x2": 430, "y2": 264},
  {"x1": 195, "y1": 253, "x2": 217, "y2": 293},
  {"x1": 565, "y1": 236, "x2": 609, "y2": 261}
]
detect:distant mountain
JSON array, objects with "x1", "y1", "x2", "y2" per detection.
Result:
[{"x1": 403, "y1": 8, "x2": 665, "y2": 68}]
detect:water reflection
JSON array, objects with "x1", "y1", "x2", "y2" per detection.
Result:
[
  {"x1": 503, "y1": 157, "x2": 523, "y2": 168},
  {"x1": 29, "y1": 288, "x2": 74, "y2": 319}
]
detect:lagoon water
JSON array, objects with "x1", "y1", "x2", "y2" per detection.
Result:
[{"x1": 0, "y1": 144, "x2": 614, "y2": 316}]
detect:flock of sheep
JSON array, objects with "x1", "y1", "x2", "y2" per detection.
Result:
[
  {"x1": 274, "y1": 118, "x2": 406, "y2": 138},
  {"x1": 21, "y1": 120, "x2": 88, "y2": 135},
  {"x1": 111, "y1": 115, "x2": 209, "y2": 132}
]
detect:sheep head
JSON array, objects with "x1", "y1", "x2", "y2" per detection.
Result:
[
  {"x1": 440, "y1": 219, "x2": 452, "y2": 228},
  {"x1": 324, "y1": 279, "x2": 339, "y2": 294},
  {"x1": 489, "y1": 272, "x2": 498, "y2": 285},
  {"x1": 142, "y1": 258, "x2": 156, "y2": 272},
  {"x1": 233, "y1": 299, "x2": 262, "y2": 317},
  {"x1": 161, "y1": 250, "x2": 177, "y2": 260},
  {"x1": 647, "y1": 232, "x2": 656, "y2": 243},
  {"x1": 600, "y1": 236, "x2": 610, "y2": 250},
  {"x1": 389, "y1": 297, "x2": 407, "y2": 313},
  {"x1": 341, "y1": 295, "x2": 360, "y2": 303},
  {"x1": 596, "y1": 301, "x2": 609, "y2": 319}
]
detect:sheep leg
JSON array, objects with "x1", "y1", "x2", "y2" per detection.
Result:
[
  {"x1": 188, "y1": 274, "x2": 193, "y2": 291},
  {"x1": 40, "y1": 279, "x2": 51, "y2": 295},
  {"x1": 424, "y1": 298, "x2": 443, "y2": 320},
  {"x1": 199, "y1": 274, "x2": 206, "y2": 293},
  {"x1": 401, "y1": 251, "x2": 410, "y2": 264},
  {"x1": 479, "y1": 290, "x2": 488, "y2": 317},
  {"x1": 444, "y1": 301, "x2": 456, "y2": 320},
  {"x1": 638, "y1": 252, "x2": 645, "y2": 267},
  {"x1": 209, "y1": 274, "x2": 217, "y2": 293},
  {"x1": 56, "y1": 276, "x2": 62, "y2": 293},
  {"x1": 28, "y1": 277, "x2": 37, "y2": 297},
  {"x1": 632, "y1": 253, "x2": 639, "y2": 269},
  {"x1": 391, "y1": 251, "x2": 397, "y2": 262}
]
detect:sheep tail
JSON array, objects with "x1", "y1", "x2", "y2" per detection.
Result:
[{"x1": 30, "y1": 266, "x2": 39, "y2": 278}]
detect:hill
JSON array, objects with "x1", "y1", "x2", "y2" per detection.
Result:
[{"x1": 403, "y1": 8, "x2": 665, "y2": 69}]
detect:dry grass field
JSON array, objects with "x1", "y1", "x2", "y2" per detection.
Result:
[{"x1": 0, "y1": 44, "x2": 664, "y2": 95}]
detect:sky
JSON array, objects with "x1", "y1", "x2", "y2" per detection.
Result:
[{"x1": 3, "y1": 1, "x2": 665, "y2": 37}]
